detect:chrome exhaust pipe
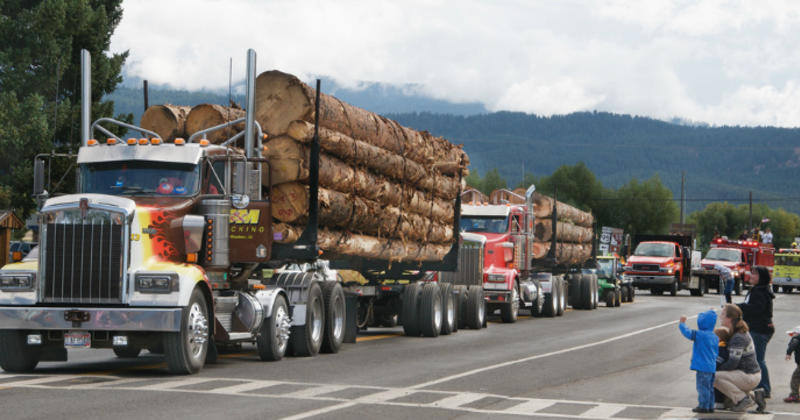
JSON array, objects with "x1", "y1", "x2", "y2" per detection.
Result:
[
  {"x1": 81, "y1": 49, "x2": 91, "y2": 147},
  {"x1": 244, "y1": 49, "x2": 256, "y2": 158}
]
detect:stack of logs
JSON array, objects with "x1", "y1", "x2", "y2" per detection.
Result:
[
  {"x1": 487, "y1": 188, "x2": 594, "y2": 266},
  {"x1": 140, "y1": 70, "x2": 469, "y2": 263}
]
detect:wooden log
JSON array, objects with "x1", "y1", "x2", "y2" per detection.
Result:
[
  {"x1": 489, "y1": 189, "x2": 525, "y2": 204},
  {"x1": 262, "y1": 135, "x2": 310, "y2": 185},
  {"x1": 318, "y1": 188, "x2": 453, "y2": 243},
  {"x1": 254, "y1": 70, "x2": 468, "y2": 175},
  {"x1": 274, "y1": 224, "x2": 452, "y2": 261},
  {"x1": 534, "y1": 220, "x2": 593, "y2": 243},
  {"x1": 140, "y1": 104, "x2": 191, "y2": 142},
  {"x1": 461, "y1": 188, "x2": 488, "y2": 204},
  {"x1": 532, "y1": 193, "x2": 593, "y2": 227},
  {"x1": 531, "y1": 241, "x2": 592, "y2": 265},
  {"x1": 273, "y1": 223, "x2": 302, "y2": 243},
  {"x1": 287, "y1": 121, "x2": 460, "y2": 199},
  {"x1": 271, "y1": 182, "x2": 308, "y2": 223},
  {"x1": 185, "y1": 104, "x2": 245, "y2": 144}
]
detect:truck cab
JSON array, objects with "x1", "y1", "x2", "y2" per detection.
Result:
[{"x1": 696, "y1": 238, "x2": 774, "y2": 295}]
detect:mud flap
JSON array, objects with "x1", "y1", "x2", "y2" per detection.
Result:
[{"x1": 343, "y1": 293, "x2": 358, "y2": 344}]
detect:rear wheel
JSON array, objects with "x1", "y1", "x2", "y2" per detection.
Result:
[
  {"x1": 784, "y1": 286, "x2": 794, "y2": 294},
  {"x1": 0, "y1": 330, "x2": 40, "y2": 372},
  {"x1": 465, "y1": 286, "x2": 485, "y2": 329},
  {"x1": 320, "y1": 282, "x2": 346, "y2": 354},
  {"x1": 542, "y1": 280, "x2": 558, "y2": 317},
  {"x1": 773, "y1": 284, "x2": 780, "y2": 293},
  {"x1": 289, "y1": 282, "x2": 324, "y2": 357},
  {"x1": 651, "y1": 288, "x2": 664, "y2": 295},
  {"x1": 605, "y1": 289, "x2": 615, "y2": 307},
  {"x1": 614, "y1": 288, "x2": 622, "y2": 307},
  {"x1": 500, "y1": 281, "x2": 520, "y2": 323},
  {"x1": 257, "y1": 294, "x2": 290, "y2": 361},
  {"x1": 734, "y1": 279, "x2": 743, "y2": 295},
  {"x1": 439, "y1": 283, "x2": 455, "y2": 335},
  {"x1": 419, "y1": 283, "x2": 443, "y2": 337},
  {"x1": 402, "y1": 283, "x2": 423, "y2": 336},
  {"x1": 556, "y1": 277, "x2": 566, "y2": 316},
  {"x1": 455, "y1": 285, "x2": 469, "y2": 329},
  {"x1": 628, "y1": 285, "x2": 636, "y2": 302},
  {"x1": 164, "y1": 288, "x2": 209, "y2": 374},
  {"x1": 579, "y1": 275, "x2": 592, "y2": 309}
]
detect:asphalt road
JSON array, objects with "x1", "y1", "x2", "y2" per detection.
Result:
[{"x1": 2, "y1": 290, "x2": 800, "y2": 420}]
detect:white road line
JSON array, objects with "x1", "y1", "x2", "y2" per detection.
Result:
[
  {"x1": 210, "y1": 380, "x2": 279, "y2": 394},
  {"x1": 143, "y1": 377, "x2": 215, "y2": 390},
  {"x1": 410, "y1": 319, "x2": 679, "y2": 389},
  {"x1": 356, "y1": 388, "x2": 414, "y2": 403},
  {"x1": 578, "y1": 403, "x2": 626, "y2": 418},
  {"x1": 282, "y1": 384, "x2": 349, "y2": 398},
  {"x1": 431, "y1": 392, "x2": 485, "y2": 409},
  {"x1": 0, "y1": 375, "x2": 83, "y2": 386},
  {"x1": 68, "y1": 376, "x2": 148, "y2": 389},
  {"x1": 504, "y1": 399, "x2": 558, "y2": 414},
  {"x1": 279, "y1": 402, "x2": 357, "y2": 420}
]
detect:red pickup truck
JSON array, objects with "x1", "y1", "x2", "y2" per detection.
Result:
[{"x1": 624, "y1": 234, "x2": 704, "y2": 296}]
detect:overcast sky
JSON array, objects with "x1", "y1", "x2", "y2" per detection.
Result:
[{"x1": 111, "y1": 0, "x2": 800, "y2": 127}]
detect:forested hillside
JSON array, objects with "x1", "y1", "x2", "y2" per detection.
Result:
[{"x1": 390, "y1": 112, "x2": 800, "y2": 213}]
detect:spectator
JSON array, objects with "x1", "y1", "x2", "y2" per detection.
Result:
[
  {"x1": 760, "y1": 228, "x2": 773, "y2": 244},
  {"x1": 738, "y1": 266, "x2": 775, "y2": 398},
  {"x1": 679, "y1": 310, "x2": 719, "y2": 413},
  {"x1": 784, "y1": 326, "x2": 800, "y2": 403},
  {"x1": 714, "y1": 304, "x2": 765, "y2": 412},
  {"x1": 714, "y1": 263, "x2": 735, "y2": 305},
  {"x1": 739, "y1": 230, "x2": 750, "y2": 240}
]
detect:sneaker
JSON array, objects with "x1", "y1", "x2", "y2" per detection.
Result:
[
  {"x1": 692, "y1": 407, "x2": 706, "y2": 413},
  {"x1": 732, "y1": 396, "x2": 755, "y2": 412},
  {"x1": 785, "y1": 394, "x2": 800, "y2": 403},
  {"x1": 753, "y1": 389, "x2": 766, "y2": 412}
]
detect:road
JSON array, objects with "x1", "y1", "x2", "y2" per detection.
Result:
[{"x1": 1, "y1": 291, "x2": 799, "y2": 420}]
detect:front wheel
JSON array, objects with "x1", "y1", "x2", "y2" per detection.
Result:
[
  {"x1": 734, "y1": 278, "x2": 742, "y2": 295},
  {"x1": 164, "y1": 288, "x2": 210, "y2": 374},
  {"x1": 0, "y1": 330, "x2": 40, "y2": 372},
  {"x1": 257, "y1": 294, "x2": 290, "y2": 361},
  {"x1": 669, "y1": 277, "x2": 679, "y2": 296}
]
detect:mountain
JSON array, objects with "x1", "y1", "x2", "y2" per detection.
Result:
[{"x1": 388, "y1": 111, "x2": 800, "y2": 213}]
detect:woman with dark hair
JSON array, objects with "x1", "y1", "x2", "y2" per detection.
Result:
[
  {"x1": 714, "y1": 304, "x2": 764, "y2": 412},
  {"x1": 738, "y1": 266, "x2": 775, "y2": 397}
]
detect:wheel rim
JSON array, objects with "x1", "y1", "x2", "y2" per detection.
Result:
[
  {"x1": 310, "y1": 298, "x2": 324, "y2": 343},
  {"x1": 446, "y1": 295, "x2": 455, "y2": 328},
  {"x1": 478, "y1": 295, "x2": 485, "y2": 324},
  {"x1": 511, "y1": 285, "x2": 519, "y2": 316},
  {"x1": 558, "y1": 284, "x2": 566, "y2": 310},
  {"x1": 274, "y1": 305, "x2": 291, "y2": 353},
  {"x1": 187, "y1": 302, "x2": 209, "y2": 360},
  {"x1": 332, "y1": 295, "x2": 344, "y2": 340},
  {"x1": 433, "y1": 295, "x2": 443, "y2": 331}
]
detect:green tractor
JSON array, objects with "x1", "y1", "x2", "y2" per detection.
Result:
[{"x1": 596, "y1": 255, "x2": 635, "y2": 307}]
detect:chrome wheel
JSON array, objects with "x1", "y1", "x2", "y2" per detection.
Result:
[
  {"x1": 274, "y1": 305, "x2": 291, "y2": 354},
  {"x1": 187, "y1": 301, "x2": 209, "y2": 361},
  {"x1": 310, "y1": 297, "x2": 324, "y2": 344}
]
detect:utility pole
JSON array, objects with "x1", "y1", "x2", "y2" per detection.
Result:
[
  {"x1": 749, "y1": 191, "x2": 753, "y2": 231},
  {"x1": 680, "y1": 171, "x2": 686, "y2": 224}
]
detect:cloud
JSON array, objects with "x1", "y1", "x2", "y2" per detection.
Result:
[{"x1": 112, "y1": 0, "x2": 800, "y2": 127}]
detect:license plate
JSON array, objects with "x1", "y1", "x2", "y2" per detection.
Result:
[{"x1": 64, "y1": 331, "x2": 91, "y2": 348}]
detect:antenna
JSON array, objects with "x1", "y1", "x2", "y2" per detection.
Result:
[{"x1": 228, "y1": 56, "x2": 232, "y2": 121}]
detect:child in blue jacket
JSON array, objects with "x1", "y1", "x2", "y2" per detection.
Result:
[{"x1": 680, "y1": 310, "x2": 719, "y2": 413}]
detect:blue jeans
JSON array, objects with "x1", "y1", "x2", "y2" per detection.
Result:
[
  {"x1": 697, "y1": 371, "x2": 715, "y2": 410},
  {"x1": 751, "y1": 332, "x2": 772, "y2": 394},
  {"x1": 723, "y1": 278, "x2": 734, "y2": 303}
]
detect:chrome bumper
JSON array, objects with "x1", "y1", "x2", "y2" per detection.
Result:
[
  {"x1": 773, "y1": 277, "x2": 800, "y2": 287},
  {"x1": 0, "y1": 306, "x2": 183, "y2": 332},
  {"x1": 628, "y1": 275, "x2": 673, "y2": 286}
]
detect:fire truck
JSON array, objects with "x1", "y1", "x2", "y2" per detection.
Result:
[
  {"x1": 623, "y1": 234, "x2": 703, "y2": 296},
  {"x1": 458, "y1": 188, "x2": 599, "y2": 324},
  {"x1": 771, "y1": 248, "x2": 798, "y2": 293},
  {"x1": 696, "y1": 238, "x2": 774, "y2": 295},
  {"x1": 0, "y1": 49, "x2": 464, "y2": 374}
]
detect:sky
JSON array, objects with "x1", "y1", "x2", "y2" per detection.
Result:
[{"x1": 111, "y1": 0, "x2": 800, "y2": 127}]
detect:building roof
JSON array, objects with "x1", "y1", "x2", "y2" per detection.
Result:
[{"x1": 0, "y1": 210, "x2": 24, "y2": 229}]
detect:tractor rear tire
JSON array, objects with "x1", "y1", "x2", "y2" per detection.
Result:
[
  {"x1": 605, "y1": 290, "x2": 615, "y2": 307},
  {"x1": 257, "y1": 294, "x2": 290, "y2": 361},
  {"x1": 320, "y1": 282, "x2": 346, "y2": 354},
  {"x1": 288, "y1": 282, "x2": 325, "y2": 357},
  {"x1": 556, "y1": 277, "x2": 566, "y2": 316},
  {"x1": 455, "y1": 285, "x2": 469, "y2": 329},
  {"x1": 579, "y1": 275, "x2": 592, "y2": 310},
  {"x1": 542, "y1": 280, "x2": 558, "y2": 317},
  {"x1": 419, "y1": 283, "x2": 443, "y2": 337}
]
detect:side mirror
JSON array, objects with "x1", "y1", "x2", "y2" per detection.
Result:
[{"x1": 33, "y1": 159, "x2": 45, "y2": 196}]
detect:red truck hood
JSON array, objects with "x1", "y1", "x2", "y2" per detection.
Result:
[
  {"x1": 628, "y1": 256, "x2": 672, "y2": 265},
  {"x1": 701, "y1": 259, "x2": 737, "y2": 269}
]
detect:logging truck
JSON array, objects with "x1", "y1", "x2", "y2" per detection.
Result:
[
  {"x1": 457, "y1": 187, "x2": 600, "y2": 324},
  {"x1": 0, "y1": 49, "x2": 467, "y2": 374}
]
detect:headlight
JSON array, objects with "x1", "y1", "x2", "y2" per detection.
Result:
[
  {"x1": 0, "y1": 271, "x2": 35, "y2": 291},
  {"x1": 486, "y1": 273, "x2": 505, "y2": 282},
  {"x1": 135, "y1": 272, "x2": 179, "y2": 294}
]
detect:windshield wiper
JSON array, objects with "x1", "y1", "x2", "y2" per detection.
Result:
[{"x1": 111, "y1": 186, "x2": 157, "y2": 195}]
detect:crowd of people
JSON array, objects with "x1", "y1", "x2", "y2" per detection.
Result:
[{"x1": 678, "y1": 266, "x2": 790, "y2": 413}]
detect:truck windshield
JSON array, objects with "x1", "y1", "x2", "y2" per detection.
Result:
[
  {"x1": 775, "y1": 255, "x2": 800, "y2": 267},
  {"x1": 633, "y1": 243, "x2": 673, "y2": 257},
  {"x1": 705, "y1": 248, "x2": 740, "y2": 262},
  {"x1": 460, "y1": 216, "x2": 508, "y2": 234},
  {"x1": 81, "y1": 161, "x2": 200, "y2": 196},
  {"x1": 597, "y1": 259, "x2": 615, "y2": 279}
]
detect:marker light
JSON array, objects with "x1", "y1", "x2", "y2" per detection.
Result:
[
  {"x1": 138, "y1": 138, "x2": 148, "y2": 145},
  {"x1": 106, "y1": 138, "x2": 117, "y2": 145},
  {"x1": 174, "y1": 138, "x2": 186, "y2": 145},
  {"x1": 127, "y1": 138, "x2": 137, "y2": 145},
  {"x1": 87, "y1": 139, "x2": 98, "y2": 146},
  {"x1": 199, "y1": 139, "x2": 210, "y2": 147},
  {"x1": 151, "y1": 138, "x2": 161, "y2": 145}
]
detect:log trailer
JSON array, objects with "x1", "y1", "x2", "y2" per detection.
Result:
[
  {"x1": 623, "y1": 234, "x2": 703, "y2": 296},
  {"x1": 457, "y1": 187, "x2": 600, "y2": 324},
  {"x1": 0, "y1": 49, "x2": 464, "y2": 374}
]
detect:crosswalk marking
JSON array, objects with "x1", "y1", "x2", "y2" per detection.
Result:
[{"x1": 1, "y1": 373, "x2": 797, "y2": 419}]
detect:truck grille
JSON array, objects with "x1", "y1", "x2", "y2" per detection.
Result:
[
  {"x1": 440, "y1": 242, "x2": 483, "y2": 286},
  {"x1": 42, "y1": 222, "x2": 124, "y2": 304},
  {"x1": 632, "y1": 264, "x2": 659, "y2": 272}
]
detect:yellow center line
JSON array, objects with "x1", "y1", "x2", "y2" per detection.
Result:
[
  {"x1": 356, "y1": 333, "x2": 403, "y2": 342},
  {"x1": 219, "y1": 352, "x2": 256, "y2": 359}
]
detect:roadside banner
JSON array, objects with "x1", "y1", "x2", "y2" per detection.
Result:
[{"x1": 599, "y1": 226, "x2": 624, "y2": 255}]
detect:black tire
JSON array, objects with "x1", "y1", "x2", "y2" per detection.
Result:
[
  {"x1": 566, "y1": 274, "x2": 580, "y2": 308},
  {"x1": 419, "y1": 283, "x2": 443, "y2": 337},
  {"x1": 734, "y1": 278, "x2": 742, "y2": 295},
  {"x1": 785, "y1": 286, "x2": 794, "y2": 294},
  {"x1": 651, "y1": 288, "x2": 664, "y2": 295},
  {"x1": 542, "y1": 279, "x2": 558, "y2": 317},
  {"x1": 439, "y1": 283, "x2": 456, "y2": 335},
  {"x1": 465, "y1": 286, "x2": 485, "y2": 329},
  {"x1": 579, "y1": 275, "x2": 592, "y2": 310},
  {"x1": 605, "y1": 289, "x2": 615, "y2": 307},
  {"x1": 628, "y1": 285, "x2": 636, "y2": 302},
  {"x1": 113, "y1": 347, "x2": 141, "y2": 358},
  {"x1": 773, "y1": 284, "x2": 780, "y2": 293},
  {"x1": 614, "y1": 289, "x2": 622, "y2": 307},
  {"x1": 0, "y1": 330, "x2": 40, "y2": 372},
  {"x1": 320, "y1": 282, "x2": 346, "y2": 354},
  {"x1": 591, "y1": 275, "x2": 599, "y2": 309},
  {"x1": 164, "y1": 288, "x2": 210, "y2": 374},
  {"x1": 455, "y1": 285, "x2": 469, "y2": 329},
  {"x1": 556, "y1": 277, "x2": 566, "y2": 316},
  {"x1": 257, "y1": 294, "x2": 290, "y2": 361},
  {"x1": 669, "y1": 277, "x2": 679, "y2": 296},
  {"x1": 289, "y1": 282, "x2": 325, "y2": 357},
  {"x1": 690, "y1": 277, "x2": 705, "y2": 297},
  {"x1": 500, "y1": 280, "x2": 520, "y2": 323},
  {"x1": 402, "y1": 283, "x2": 423, "y2": 336}
]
